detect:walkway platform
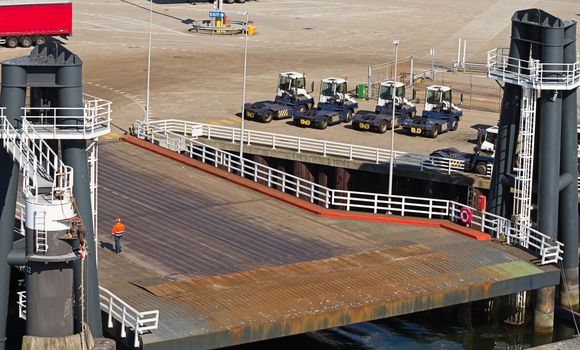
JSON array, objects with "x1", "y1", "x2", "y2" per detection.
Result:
[{"x1": 96, "y1": 140, "x2": 559, "y2": 350}]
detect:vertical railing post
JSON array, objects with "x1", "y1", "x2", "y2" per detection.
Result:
[
  {"x1": 107, "y1": 297, "x2": 114, "y2": 328},
  {"x1": 121, "y1": 305, "x2": 127, "y2": 338}
]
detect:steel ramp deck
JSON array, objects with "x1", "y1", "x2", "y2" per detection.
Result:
[{"x1": 96, "y1": 140, "x2": 559, "y2": 350}]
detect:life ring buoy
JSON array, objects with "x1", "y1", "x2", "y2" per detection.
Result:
[{"x1": 459, "y1": 207, "x2": 473, "y2": 225}]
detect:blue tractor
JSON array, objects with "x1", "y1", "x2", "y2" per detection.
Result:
[
  {"x1": 244, "y1": 72, "x2": 314, "y2": 123},
  {"x1": 352, "y1": 81, "x2": 416, "y2": 134},
  {"x1": 401, "y1": 85, "x2": 462, "y2": 138},
  {"x1": 293, "y1": 77, "x2": 358, "y2": 130}
]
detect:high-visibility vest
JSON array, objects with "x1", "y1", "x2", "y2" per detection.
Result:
[{"x1": 112, "y1": 223, "x2": 125, "y2": 235}]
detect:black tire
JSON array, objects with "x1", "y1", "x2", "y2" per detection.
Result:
[
  {"x1": 224, "y1": 0, "x2": 234, "y2": 3},
  {"x1": 20, "y1": 36, "x2": 32, "y2": 48},
  {"x1": 451, "y1": 119, "x2": 459, "y2": 131},
  {"x1": 34, "y1": 35, "x2": 47, "y2": 46},
  {"x1": 429, "y1": 127, "x2": 439, "y2": 138},
  {"x1": 236, "y1": 0, "x2": 246, "y2": 3},
  {"x1": 345, "y1": 110, "x2": 354, "y2": 123},
  {"x1": 474, "y1": 162, "x2": 488, "y2": 175},
  {"x1": 6, "y1": 36, "x2": 18, "y2": 48},
  {"x1": 319, "y1": 118, "x2": 328, "y2": 130},
  {"x1": 262, "y1": 110, "x2": 273, "y2": 123},
  {"x1": 378, "y1": 121, "x2": 388, "y2": 134}
]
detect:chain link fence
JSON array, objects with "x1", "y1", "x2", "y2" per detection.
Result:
[{"x1": 368, "y1": 57, "x2": 503, "y2": 113}]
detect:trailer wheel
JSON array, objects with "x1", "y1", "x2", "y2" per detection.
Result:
[
  {"x1": 236, "y1": 0, "x2": 246, "y2": 3},
  {"x1": 262, "y1": 110, "x2": 273, "y2": 123},
  {"x1": 429, "y1": 127, "x2": 439, "y2": 138},
  {"x1": 6, "y1": 37, "x2": 18, "y2": 48},
  {"x1": 319, "y1": 118, "x2": 328, "y2": 130},
  {"x1": 345, "y1": 110, "x2": 353, "y2": 123},
  {"x1": 474, "y1": 162, "x2": 488, "y2": 175},
  {"x1": 19, "y1": 36, "x2": 32, "y2": 48},
  {"x1": 34, "y1": 35, "x2": 47, "y2": 46},
  {"x1": 451, "y1": 119, "x2": 459, "y2": 131},
  {"x1": 378, "y1": 121, "x2": 388, "y2": 134}
]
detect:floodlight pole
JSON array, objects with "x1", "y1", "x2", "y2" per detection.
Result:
[
  {"x1": 388, "y1": 40, "x2": 400, "y2": 198},
  {"x1": 145, "y1": 0, "x2": 153, "y2": 123},
  {"x1": 239, "y1": 11, "x2": 249, "y2": 170}
]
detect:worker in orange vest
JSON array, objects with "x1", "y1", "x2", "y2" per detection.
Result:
[{"x1": 111, "y1": 217, "x2": 125, "y2": 254}]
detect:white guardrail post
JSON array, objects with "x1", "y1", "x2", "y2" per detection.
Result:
[
  {"x1": 134, "y1": 121, "x2": 564, "y2": 265},
  {"x1": 99, "y1": 286, "x2": 159, "y2": 348}
]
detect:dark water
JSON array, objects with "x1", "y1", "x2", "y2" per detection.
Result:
[{"x1": 225, "y1": 306, "x2": 579, "y2": 350}]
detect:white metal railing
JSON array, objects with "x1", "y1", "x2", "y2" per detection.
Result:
[
  {"x1": 145, "y1": 120, "x2": 575, "y2": 192},
  {"x1": 487, "y1": 48, "x2": 580, "y2": 90},
  {"x1": 133, "y1": 122, "x2": 563, "y2": 265},
  {"x1": 99, "y1": 286, "x2": 159, "y2": 348},
  {"x1": 17, "y1": 291, "x2": 26, "y2": 320},
  {"x1": 1, "y1": 114, "x2": 74, "y2": 204},
  {"x1": 143, "y1": 119, "x2": 475, "y2": 175},
  {"x1": 22, "y1": 94, "x2": 112, "y2": 139},
  {"x1": 15, "y1": 202, "x2": 25, "y2": 236}
]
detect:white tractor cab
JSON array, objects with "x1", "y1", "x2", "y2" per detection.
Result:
[
  {"x1": 274, "y1": 72, "x2": 314, "y2": 112},
  {"x1": 292, "y1": 77, "x2": 358, "y2": 130},
  {"x1": 423, "y1": 85, "x2": 462, "y2": 115},
  {"x1": 351, "y1": 81, "x2": 416, "y2": 134},
  {"x1": 477, "y1": 126, "x2": 498, "y2": 156},
  {"x1": 318, "y1": 77, "x2": 357, "y2": 107}
]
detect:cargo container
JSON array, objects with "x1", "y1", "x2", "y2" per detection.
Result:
[{"x1": 0, "y1": 0, "x2": 72, "y2": 48}]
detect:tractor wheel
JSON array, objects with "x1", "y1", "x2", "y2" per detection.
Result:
[
  {"x1": 20, "y1": 36, "x2": 32, "y2": 48},
  {"x1": 378, "y1": 121, "x2": 388, "y2": 134},
  {"x1": 429, "y1": 127, "x2": 439, "y2": 138},
  {"x1": 451, "y1": 119, "x2": 459, "y2": 131},
  {"x1": 34, "y1": 35, "x2": 47, "y2": 46},
  {"x1": 474, "y1": 162, "x2": 488, "y2": 175},
  {"x1": 345, "y1": 110, "x2": 354, "y2": 123},
  {"x1": 224, "y1": 0, "x2": 235, "y2": 3},
  {"x1": 6, "y1": 37, "x2": 18, "y2": 48},
  {"x1": 319, "y1": 118, "x2": 328, "y2": 130},
  {"x1": 262, "y1": 110, "x2": 273, "y2": 123},
  {"x1": 237, "y1": 0, "x2": 246, "y2": 3}
]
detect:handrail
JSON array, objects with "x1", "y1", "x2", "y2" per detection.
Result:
[
  {"x1": 1, "y1": 114, "x2": 73, "y2": 204},
  {"x1": 17, "y1": 291, "x2": 26, "y2": 320},
  {"x1": 99, "y1": 286, "x2": 159, "y2": 348},
  {"x1": 487, "y1": 48, "x2": 580, "y2": 90},
  {"x1": 21, "y1": 94, "x2": 112, "y2": 139},
  {"x1": 133, "y1": 122, "x2": 563, "y2": 265},
  {"x1": 145, "y1": 119, "x2": 572, "y2": 191},
  {"x1": 143, "y1": 119, "x2": 475, "y2": 175}
]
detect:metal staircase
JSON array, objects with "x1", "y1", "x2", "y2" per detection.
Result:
[
  {"x1": 0, "y1": 116, "x2": 74, "y2": 205},
  {"x1": 34, "y1": 211, "x2": 48, "y2": 253}
]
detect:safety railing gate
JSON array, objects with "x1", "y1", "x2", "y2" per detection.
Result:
[{"x1": 133, "y1": 122, "x2": 563, "y2": 265}]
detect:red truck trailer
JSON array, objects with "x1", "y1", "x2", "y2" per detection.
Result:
[{"x1": 0, "y1": 0, "x2": 72, "y2": 48}]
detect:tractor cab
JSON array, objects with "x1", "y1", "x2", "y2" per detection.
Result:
[
  {"x1": 275, "y1": 72, "x2": 314, "y2": 108},
  {"x1": 477, "y1": 126, "x2": 498, "y2": 155},
  {"x1": 377, "y1": 81, "x2": 406, "y2": 107},
  {"x1": 318, "y1": 77, "x2": 357, "y2": 107},
  {"x1": 424, "y1": 85, "x2": 461, "y2": 114}
]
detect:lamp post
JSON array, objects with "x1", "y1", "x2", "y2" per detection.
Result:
[
  {"x1": 145, "y1": 0, "x2": 153, "y2": 124},
  {"x1": 239, "y1": 11, "x2": 249, "y2": 168},
  {"x1": 388, "y1": 39, "x2": 400, "y2": 198}
]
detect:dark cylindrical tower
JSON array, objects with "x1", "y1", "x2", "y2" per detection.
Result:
[
  {"x1": 558, "y1": 21, "x2": 579, "y2": 311},
  {"x1": 0, "y1": 64, "x2": 27, "y2": 350},
  {"x1": 57, "y1": 64, "x2": 103, "y2": 337}
]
